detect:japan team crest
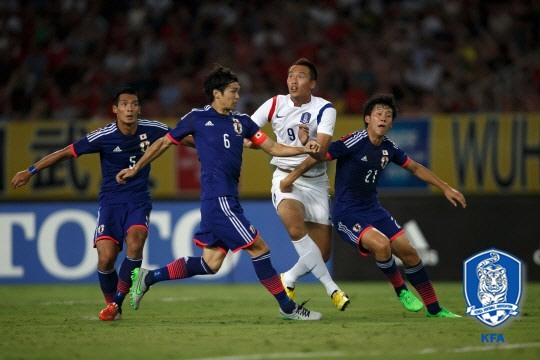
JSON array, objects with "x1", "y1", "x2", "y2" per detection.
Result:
[
  {"x1": 463, "y1": 248, "x2": 522, "y2": 327},
  {"x1": 381, "y1": 149, "x2": 389, "y2": 169},
  {"x1": 233, "y1": 118, "x2": 242, "y2": 134}
]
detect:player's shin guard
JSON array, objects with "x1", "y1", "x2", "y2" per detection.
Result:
[
  {"x1": 144, "y1": 256, "x2": 213, "y2": 287},
  {"x1": 252, "y1": 251, "x2": 295, "y2": 313},
  {"x1": 98, "y1": 268, "x2": 118, "y2": 304},
  {"x1": 112, "y1": 257, "x2": 142, "y2": 307},
  {"x1": 292, "y1": 234, "x2": 338, "y2": 296},
  {"x1": 404, "y1": 261, "x2": 441, "y2": 314},
  {"x1": 375, "y1": 256, "x2": 407, "y2": 296}
]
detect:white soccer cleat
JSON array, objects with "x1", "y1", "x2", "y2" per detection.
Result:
[{"x1": 280, "y1": 301, "x2": 322, "y2": 321}]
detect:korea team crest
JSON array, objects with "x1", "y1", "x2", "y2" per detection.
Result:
[{"x1": 463, "y1": 248, "x2": 522, "y2": 327}]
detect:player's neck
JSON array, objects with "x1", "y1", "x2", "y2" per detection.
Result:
[
  {"x1": 367, "y1": 129, "x2": 384, "y2": 146},
  {"x1": 117, "y1": 120, "x2": 138, "y2": 136},
  {"x1": 290, "y1": 94, "x2": 311, "y2": 107},
  {"x1": 212, "y1": 104, "x2": 231, "y2": 115}
]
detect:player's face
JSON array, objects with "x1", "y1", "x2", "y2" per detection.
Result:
[
  {"x1": 113, "y1": 94, "x2": 140, "y2": 125},
  {"x1": 287, "y1": 65, "x2": 315, "y2": 105},
  {"x1": 365, "y1": 104, "x2": 393, "y2": 136},
  {"x1": 214, "y1": 82, "x2": 240, "y2": 113}
]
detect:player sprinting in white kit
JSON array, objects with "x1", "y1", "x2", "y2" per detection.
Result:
[{"x1": 251, "y1": 58, "x2": 349, "y2": 310}]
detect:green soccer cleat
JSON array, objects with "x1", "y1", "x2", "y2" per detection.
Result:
[
  {"x1": 426, "y1": 307, "x2": 462, "y2": 318},
  {"x1": 398, "y1": 289, "x2": 423, "y2": 312},
  {"x1": 280, "y1": 273, "x2": 296, "y2": 301},
  {"x1": 130, "y1": 267, "x2": 150, "y2": 310},
  {"x1": 331, "y1": 290, "x2": 350, "y2": 311},
  {"x1": 280, "y1": 301, "x2": 322, "y2": 321}
]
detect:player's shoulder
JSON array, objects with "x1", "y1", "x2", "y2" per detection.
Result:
[
  {"x1": 337, "y1": 129, "x2": 368, "y2": 147},
  {"x1": 86, "y1": 122, "x2": 118, "y2": 142},
  {"x1": 137, "y1": 118, "x2": 169, "y2": 131},
  {"x1": 311, "y1": 95, "x2": 334, "y2": 108},
  {"x1": 181, "y1": 106, "x2": 210, "y2": 121},
  {"x1": 382, "y1": 136, "x2": 400, "y2": 149}
]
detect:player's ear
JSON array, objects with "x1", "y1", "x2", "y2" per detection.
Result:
[
  {"x1": 112, "y1": 105, "x2": 118, "y2": 114},
  {"x1": 213, "y1": 89, "x2": 221, "y2": 99}
]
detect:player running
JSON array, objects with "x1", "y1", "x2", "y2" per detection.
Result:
[
  {"x1": 11, "y1": 87, "x2": 170, "y2": 321},
  {"x1": 250, "y1": 58, "x2": 349, "y2": 311},
  {"x1": 279, "y1": 93, "x2": 465, "y2": 318},
  {"x1": 117, "y1": 64, "x2": 323, "y2": 320}
]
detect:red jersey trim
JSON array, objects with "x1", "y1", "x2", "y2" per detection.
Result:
[
  {"x1": 250, "y1": 131, "x2": 268, "y2": 146},
  {"x1": 69, "y1": 144, "x2": 79, "y2": 158},
  {"x1": 166, "y1": 132, "x2": 180, "y2": 145},
  {"x1": 267, "y1": 96, "x2": 277, "y2": 122},
  {"x1": 401, "y1": 156, "x2": 410, "y2": 168}
]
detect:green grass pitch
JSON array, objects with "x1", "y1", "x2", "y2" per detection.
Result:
[{"x1": 1, "y1": 282, "x2": 539, "y2": 360}]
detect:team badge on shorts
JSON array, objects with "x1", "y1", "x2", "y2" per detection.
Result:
[
  {"x1": 352, "y1": 223, "x2": 361, "y2": 232},
  {"x1": 463, "y1": 248, "x2": 522, "y2": 327},
  {"x1": 97, "y1": 224, "x2": 105, "y2": 234}
]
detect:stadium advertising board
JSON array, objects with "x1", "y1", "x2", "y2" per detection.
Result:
[
  {"x1": 431, "y1": 113, "x2": 540, "y2": 194},
  {"x1": 0, "y1": 201, "x2": 320, "y2": 284}
]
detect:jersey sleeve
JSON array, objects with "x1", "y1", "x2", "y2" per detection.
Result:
[
  {"x1": 251, "y1": 96, "x2": 276, "y2": 127},
  {"x1": 327, "y1": 133, "x2": 357, "y2": 160},
  {"x1": 71, "y1": 134, "x2": 101, "y2": 158},
  {"x1": 389, "y1": 140, "x2": 410, "y2": 167},
  {"x1": 168, "y1": 114, "x2": 194, "y2": 145},
  {"x1": 316, "y1": 103, "x2": 336, "y2": 136}
]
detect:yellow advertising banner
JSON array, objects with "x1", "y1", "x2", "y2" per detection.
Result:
[{"x1": 431, "y1": 113, "x2": 540, "y2": 194}]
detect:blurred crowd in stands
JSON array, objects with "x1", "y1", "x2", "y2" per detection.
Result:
[{"x1": 1, "y1": 0, "x2": 539, "y2": 121}]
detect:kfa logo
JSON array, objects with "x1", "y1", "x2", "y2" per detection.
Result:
[{"x1": 463, "y1": 248, "x2": 522, "y2": 327}]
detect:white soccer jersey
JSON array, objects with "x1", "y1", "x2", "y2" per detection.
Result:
[{"x1": 251, "y1": 94, "x2": 336, "y2": 176}]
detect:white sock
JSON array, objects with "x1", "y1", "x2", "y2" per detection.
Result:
[
  {"x1": 282, "y1": 259, "x2": 309, "y2": 288},
  {"x1": 292, "y1": 234, "x2": 339, "y2": 296}
]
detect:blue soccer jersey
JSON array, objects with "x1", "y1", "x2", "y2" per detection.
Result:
[
  {"x1": 328, "y1": 129, "x2": 410, "y2": 213},
  {"x1": 167, "y1": 105, "x2": 266, "y2": 200},
  {"x1": 71, "y1": 119, "x2": 169, "y2": 204}
]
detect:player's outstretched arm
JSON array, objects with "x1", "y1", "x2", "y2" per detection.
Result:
[
  {"x1": 116, "y1": 135, "x2": 173, "y2": 184},
  {"x1": 258, "y1": 136, "x2": 320, "y2": 157},
  {"x1": 11, "y1": 146, "x2": 73, "y2": 189},
  {"x1": 405, "y1": 159, "x2": 467, "y2": 208}
]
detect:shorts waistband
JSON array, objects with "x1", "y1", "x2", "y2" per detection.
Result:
[{"x1": 277, "y1": 167, "x2": 325, "y2": 178}]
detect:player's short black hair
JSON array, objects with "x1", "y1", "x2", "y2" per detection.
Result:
[
  {"x1": 203, "y1": 64, "x2": 239, "y2": 102},
  {"x1": 291, "y1": 58, "x2": 317, "y2": 81},
  {"x1": 113, "y1": 87, "x2": 139, "y2": 106},
  {"x1": 362, "y1": 94, "x2": 398, "y2": 127}
]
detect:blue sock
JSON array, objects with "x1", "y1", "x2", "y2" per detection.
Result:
[
  {"x1": 404, "y1": 262, "x2": 441, "y2": 314},
  {"x1": 98, "y1": 268, "x2": 118, "y2": 304},
  {"x1": 376, "y1": 256, "x2": 407, "y2": 296},
  {"x1": 145, "y1": 257, "x2": 213, "y2": 287},
  {"x1": 252, "y1": 252, "x2": 295, "y2": 313},
  {"x1": 112, "y1": 257, "x2": 142, "y2": 306}
]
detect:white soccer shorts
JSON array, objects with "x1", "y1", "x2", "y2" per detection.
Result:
[{"x1": 271, "y1": 168, "x2": 332, "y2": 225}]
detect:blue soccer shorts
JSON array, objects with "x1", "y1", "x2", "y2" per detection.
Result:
[
  {"x1": 194, "y1": 196, "x2": 258, "y2": 254},
  {"x1": 333, "y1": 203, "x2": 404, "y2": 256},
  {"x1": 94, "y1": 201, "x2": 151, "y2": 250}
]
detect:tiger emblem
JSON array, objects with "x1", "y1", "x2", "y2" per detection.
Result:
[{"x1": 476, "y1": 252, "x2": 508, "y2": 306}]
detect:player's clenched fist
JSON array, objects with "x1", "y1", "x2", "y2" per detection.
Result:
[
  {"x1": 303, "y1": 140, "x2": 320, "y2": 154},
  {"x1": 116, "y1": 167, "x2": 138, "y2": 184}
]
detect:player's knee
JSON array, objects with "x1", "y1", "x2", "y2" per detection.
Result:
[
  {"x1": 97, "y1": 255, "x2": 116, "y2": 271},
  {"x1": 287, "y1": 225, "x2": 307, "y2": 241},
  {"x1": 365, "y1": 237, "x2": 391, "y2": 258}
]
